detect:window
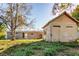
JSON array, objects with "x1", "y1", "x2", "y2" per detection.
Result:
[
  {"x1": 53, "y1": 25, "x2": 61, "y2": 27},
  {"x1": 66, "y1": 26, "x2": 73, "y2": 28}
]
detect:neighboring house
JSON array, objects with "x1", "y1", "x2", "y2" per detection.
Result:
[
  {"x1": 7, "y1": 26, "x2": 43, "y2": 39},
  {"x1": 43, "y1": 11, "x2": 79, "y2": 42}
]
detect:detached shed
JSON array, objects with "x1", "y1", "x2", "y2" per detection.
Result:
[{"x1": 43, "y1": 11, "x2": 79, "y2": 42}]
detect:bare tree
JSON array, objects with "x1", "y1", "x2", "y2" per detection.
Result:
[
  {"x1": 52, "y1": 3, "x2": 74, "y2": 15},
  {"x1": 0, "y1": 3, "x2": 34, "y2": 40}
]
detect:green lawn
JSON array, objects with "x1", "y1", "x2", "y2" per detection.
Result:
[
  {"x1": 0, "y1": 39, "x2": 42, "y2": 53},
  {"x1": 0, "y1": 32, "x2": 6, "y2": 40},
  {"x1": 0, "y1": 40, "x2": 79, "y2": 56}
]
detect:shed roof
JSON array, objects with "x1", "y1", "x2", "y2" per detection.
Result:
[{"x1": 43, "y1": 11, "x2": 79, "y2": 28}]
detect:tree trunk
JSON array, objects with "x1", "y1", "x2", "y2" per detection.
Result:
[
  {"x1": 11, "y1": 29, "x2": 16, "y2": 40},
  {"x1": 10, "y1": 4, "x2": 16, "y2": 40},
  {"x1": 11, "y1": 4, "x2": 18, "y2": 40}
]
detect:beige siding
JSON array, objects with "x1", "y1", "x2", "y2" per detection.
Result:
[
  {"x1": 43, "y1": 14, "x2": 78, "y2": 42},
  {"x1": 43, "y1": 25, "x2": 51, "y2": 41}
]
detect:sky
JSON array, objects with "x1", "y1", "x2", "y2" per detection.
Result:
[
  {"x1": 0, "y1": 3, "x2": 54, "y2": 30},
  {"x1": 30, "y1": 3, "x2": 77, "y2": 29},
  {"x1": 0, "y1": 3, "x2": 76, "y2": 30},
  {"x1": 29, "y1": 3, "x2": 54, "y2": 29}
]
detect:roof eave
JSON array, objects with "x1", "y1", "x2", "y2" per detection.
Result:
[{"x1": 42, "y1": 11, "x2": 79, "y2": 28}]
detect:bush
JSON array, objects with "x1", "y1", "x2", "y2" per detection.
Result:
[
  {"x1": 75, "y1": 38, "x2": 79, "y2": 43},
  {"x1": 0, "y1": 35, "x2": 5, "y2": 40}
]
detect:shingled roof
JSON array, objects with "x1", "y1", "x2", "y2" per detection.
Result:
[{"x1": 42, "y1": 11, "x2": 79, "y2": 28}]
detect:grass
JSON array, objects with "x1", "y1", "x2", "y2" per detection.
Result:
[
  {"x1": 0, "y1": 39, "x2": 43, "y2": 53},
  {"x1": 0, "y1": 40, "x2": 79, "y2": 56},
  {"x1": 0, "y1": 32, "x2": 5, "y2": 35},
  {"x1": 0, "y1": 32, "x2": 6, "y2": 40},
  {"x1": 0, "y1": 39, "x2": 43, "y2": 44}
]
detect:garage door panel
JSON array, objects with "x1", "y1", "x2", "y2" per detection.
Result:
[{"x1": 52, "y1": 26, "x2": 60, "y2": 41}]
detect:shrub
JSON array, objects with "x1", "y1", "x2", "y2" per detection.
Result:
[
  {"x1": 0, "y1": 35, "x2": 5, "y2": 40},
  {"x1": 75, "y1": 38, "x2": 79, "y2": 43}
]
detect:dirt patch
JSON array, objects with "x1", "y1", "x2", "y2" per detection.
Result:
[
  {"x1": 33, "y1": 50, "x2": 44, "y2": 56},
  {"x1": 57, "y1": 47, "x2": 79, "y2": 56}
]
